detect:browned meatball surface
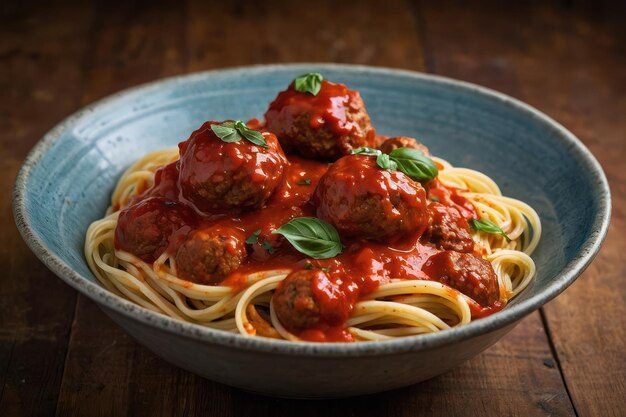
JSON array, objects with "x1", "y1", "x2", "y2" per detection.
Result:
[
  {"x1": 422, "y1": 251, "x2": 499, "y2": 307},
  {"x1": 273, "y1": 270, "x2": 323, "y2": 331},
  {"x1": 178, "y1": 121, "x2": 287, "y2": 213},
  {"x1": 114, "y1": 197, "x2": 196, "y2": 263},
  {"x1": 175, "y1": 226, "x2": 246, "y2": 285},
  {"x1": 379, "y1": 136, "x2": 430, "y2": 155},
  {"x1": 264, "y1": 80, "x2": 376, "y2": 161},
  {"x1": 423, "y1": 202, "x2": 475, "y2": 253},
  {"x1": 314, "y1": 154, "x2": 430, "y2": 242}
]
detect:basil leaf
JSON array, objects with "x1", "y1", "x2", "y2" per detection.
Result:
[
  {"x1": 389, "y1": 147, "x2": 438, "y2": 181},
  {"x1": 273, "y1": 217, "x2": 342, "y2": 259},
  {"x1": 245, "y1": 229, "x2": 261, "y2": 244},
  {"x1": 294, "y1": 72, "x2": 323, "y2": 95},
  {"x1": 262, "y1": 240, "x2": 275, "y2": 254},
  {"x1": 211, "y1": 122, "x2": 241, "y2": 143},
  {"x1": 303, "y1": 262, "x2": 330, "y2": 273},
  {"x1": 376, "y1": 153, "x2": 398, "y2": 171},
  {"x1": 350, "y1": 147, "x2": 381, "y2": 156},
  {"x1": 469, "y1": 219, "x2": 511, "y2": 242},
  {"x1": 211, "y1": 121, "x2": 268, "y2": 147},
  {"x1": 297, "y1": 179, "x2": 312, "y2": 185},
  {"x1": 234, "y1": 120, "x2": 269, "y2": 148}
]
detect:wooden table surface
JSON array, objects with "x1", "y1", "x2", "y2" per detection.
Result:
[{"x1": 2, "y1": 1, "x2": 624, "y2": 416}]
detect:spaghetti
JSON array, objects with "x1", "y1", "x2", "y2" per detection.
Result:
[
  {"x1": 85, "y1": 149, "x2": 539, "y2": 342},
  {"x1": 85, "y1": 74, "x2": 541, "y2": 343}
]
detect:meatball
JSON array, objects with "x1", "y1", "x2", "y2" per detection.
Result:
[
  {"x1": 146, "y1": 161, "x2": 179, "y2": 200},
  {"x1": 314, "y1": 154, "x2": 429, "y2": 241},
  {"x1": 273, "y1": 269, "x2": 350, "y2": 333},
  {"x1": 264, "y1": 80, "x2": 376, "y2": 161},
  {"x1": 178, "y1": 121, "x2": 287, "y2": 213},
  {"x1": 114, "y1": 197, "x2": 196, "y2": 263},
  {"x1": 422, "y1": 251, "x2": 499, "y2": 307},
  {"x1": 273, "y1": 270, "x2": 322, "y2": 331},
  {"x1": 379, "y1": 136, "x2": 429, "y2": 156},
  {"x1": 175, "y1": 226, "x2": 246, "y2": 285},
  {"x1": 423, "y1": 202, "x2": 474, "y2": 253}
]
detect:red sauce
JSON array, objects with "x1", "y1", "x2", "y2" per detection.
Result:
[
  {"x1": 318, "y1": 154, "x2": 427, "y2": 210},
  {"x1": 176, "y1": 121, "x2": 287, "y2": 213},
  {"x1": 427, "y1": 179, "x2": 478, "y2": 220},
  {"x1": 265, "y1": 80, "x2": 363, "y2": 136},
  {"x1": 149, "y1": 161, "x2": 179, "y2": 201},
  {"x1": 470, "y1": 300, "x2": 505, "y2": 318},
  {"x1": 115, "y1": 147, "x2": 500, "y2": 342}
]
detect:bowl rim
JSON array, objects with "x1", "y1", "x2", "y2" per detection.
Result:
[{"x1": 12, "y1": 63, "x2": 611, "y2": 357}]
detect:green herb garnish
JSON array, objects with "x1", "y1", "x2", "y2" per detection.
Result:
[
  {"x1": 262, "y1": 240, "x2": 275, "y2": 254},
  {"x1": 293, "y1": 72, "x2": 323, "y2": 95},
  {"x1": 273, "y1": 217, "x2": 342, "y2": 259},
  {"x1": 376, "y1": 153, "x2": 398, "y2": 171},
  {"x1": 469, "y1": 219, "x2": 511, "y2": 242},
  {"x1": 304, "y1": 262, "x2": 330, "y2": 273},
  {"x1": 245, "y1": 229, "x2": 262, "y2": 245},
  {"x1": 350, "y1": 147, "x2": 382, "y2": 156},
  {"x1": 297, "y1": 179, "x2": 312, "y2": 186},
  {"x1": 388, "y1": 147, "x2": 438, "y2": 182},
  {"x1": 210, "y1": 120, "x2": 268, "y2": 148},
  {"x1": 350, "y1": 146, "x2": 438, "y2": 182}
]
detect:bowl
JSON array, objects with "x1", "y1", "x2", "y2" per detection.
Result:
[{"x1": 13, "y1": 64, "x2": 610, "y2": 398}]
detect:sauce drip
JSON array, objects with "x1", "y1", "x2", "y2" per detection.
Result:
[
  {"x1": 427, "y1": 179, "x2": 478, "y2": 220},
  {"x1": 265, "y1": 80, "x2": 363, "y2": 136},
  {"x1": 115, "y1": 149, "x2": 496, "y2": 342}
]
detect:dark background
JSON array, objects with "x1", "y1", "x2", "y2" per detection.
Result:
[{"x1": 1, "y1": 1, "x2": 624, "y2": 416}]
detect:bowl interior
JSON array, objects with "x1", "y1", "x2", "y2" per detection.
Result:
[{"x1": 18, "y1": 65, "x2": 606, "y2": 343}]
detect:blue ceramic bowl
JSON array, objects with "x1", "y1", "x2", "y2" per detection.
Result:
[{"x1": 13, "y1": 64, "x2": 610, "y2": 398}]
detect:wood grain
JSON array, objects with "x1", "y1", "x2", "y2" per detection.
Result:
[
  {"x1": 2, "y1": 0, "x2": 624, "y2": 416},
  {"x1": 0, "y1": 3, "x2": 93, "y2": 416},
  {"x1": 53, "y1": 1, "x2": 574, "y2": 416},
  {"x1": 514, "y1": 5, "x2": 626, "y2": 417},
  {"x1": 416, "y1": 1, "x2": 626, "y2": 416},
  {"x1": 186, "y1": 0, "x2": 425, "y2": 70},
  {"x1": 54, "y1": 1, "x2": 188, "y2": 415}
]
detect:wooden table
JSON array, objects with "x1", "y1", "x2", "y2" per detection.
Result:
[{"x1": 2, "y1": 1, "x2": 624, "y2": 416}]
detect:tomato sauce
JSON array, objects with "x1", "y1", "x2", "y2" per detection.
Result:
[
  {"x1": 115, "y1": 140, "x2": 496, "y2": 342},
  {"x1": 427, "y1": 179, "x2": 478, "y2": 220},
  {"x1": 265, "y1": 80, "x2": 363, "y2": 136}
]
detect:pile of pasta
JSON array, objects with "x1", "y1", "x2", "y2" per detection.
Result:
[{"x1": 86, "y1": 149, "x2": 540, "y2": 342}]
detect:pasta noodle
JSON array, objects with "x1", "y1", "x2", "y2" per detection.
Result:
[{"x1": 85, "y1": 148, "x2": 540, "y2": 342}]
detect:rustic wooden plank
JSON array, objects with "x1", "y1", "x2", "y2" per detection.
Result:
[
  {"x1": 240, "y1": 314, "x2": 570, "y2": 417},
  {"x1": 185, "y1": 0, "x2": 426, "y2": 70},
  {"x1": 183, "y1": 1, "x2": 572, "y2": 416},
  {"x1": 56, "y1": 1, "x2": 424, "y2": 415},
  {"x1": 78, "y1": 0, "x2": 186, "y2": 105},
  {"x1": 53, "y1": 1, "x2": 190, "y2": 416},
  {"x1": 510, "y1": 4, "x2": 625, "y2": 417},
  {"x1": 0, "y1": 3, "x2": 94, "y2": 416},
  {"x1": 45, "y1": 0, "x2": 607, "y2": 416},
  {"x1": 55, "y1": 310, "x2": 573, "y2": 417},
  {"x1": 416, "y1": 1, "x2": 626, "y2": 416}
]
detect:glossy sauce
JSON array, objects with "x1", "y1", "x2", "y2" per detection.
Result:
[
  {"x1": 427, "y1": 179, "x2": 478, "y2": 220},
  {"x1": 314, "y1": 154, "x2": 429, "y2": 241},
  {"x1": 177, "y1": 122, "x2": 287, "y2": 213},
  {"x1": 265, "y1": 80, "x2": 363, "y2": 136},
  {"x1": 115, "y1": 148, "x2": 494, "y2": 342}
]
